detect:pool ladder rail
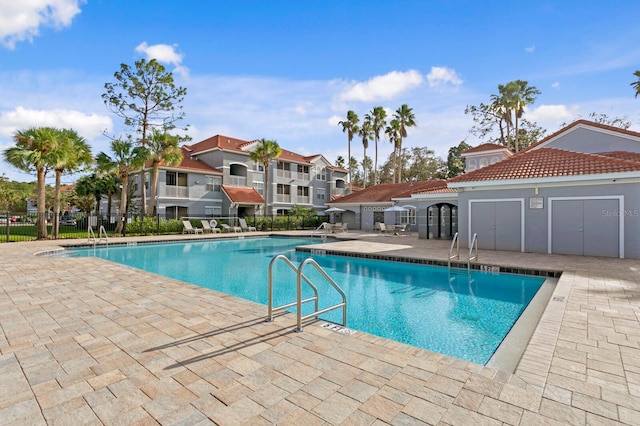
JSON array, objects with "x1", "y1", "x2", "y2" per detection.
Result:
[
  {"x1": 448, "y1": 232, "x2": 478, "y2": 272},
  {"x1": 267, "y1": 254, "x2": 347, "y2": 332},
  {"x1": 87, "y1": 225, "x2": 108, "y2": 246}
]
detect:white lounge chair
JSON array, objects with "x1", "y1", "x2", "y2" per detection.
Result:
[
  {"x1": 238, "y1": 218, "x2": 257, "y2": 232},
  {"x1": 378, "y1": 223, "x2": 392, "y2": 235},
  {"x1": 333, "y1": 222, "x2": 348, "y2": 233},
  {"x1": 201, "y1": 220, "x2": 221, "y2": 233},
  {"x1": 220, "y1": 223, "x2": 241, "y2": 233},
  {"x1": 183, "y1": 220, "x2": 203, "y2": 234}
]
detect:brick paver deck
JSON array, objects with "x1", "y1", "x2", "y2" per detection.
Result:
[{"x1": 0, "y1": 232, "x2": 639, "y2": 425}]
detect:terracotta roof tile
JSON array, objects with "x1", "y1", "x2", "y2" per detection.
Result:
[
  {"x1": 462, "y1": 143, "x2": 512, "y2": 155},
  {"x1": 221, "y1": 185, "x2": 264, "y2": 204},
  {"x1": 330, "y1": 180, "x2": 448, "y2": 204},
  {"x1": 596, "y1": 151, "x2": 640, "y2": 163},
  {"x1": 186, "y1": 135, "x2": 256, "y2": 154},
  {"x1": 414, "y1": 187, "x2": 458, "y2": 194},
  {"x1": 149, "y1": 147, "x2": 222, "y2": 174},
  {"x1": 449, "y1": 148, "x2": 640, "y2": 183}
]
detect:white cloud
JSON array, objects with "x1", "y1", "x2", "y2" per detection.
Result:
[
  {"x1": 339, "y1": 70, "x2": 423, "y2": 102},
  {"x1": 427, "y1": 66, "x2": 463, "y2": 91},
  {"x1": 551, "y1": 82, "x2": 560, "y2": 89},
  {"x1": 0, "y1": 0, "x2": 85, "y2": 49},
  {"x1": 0, "y1": 106, "x2": 112, "y2": 140},
  {"x1": 525, "y1": 45, "x2": 535, "y2": 53},
  {"x1": 135, "y1": 41, "x2": 189, "y2": 78}
]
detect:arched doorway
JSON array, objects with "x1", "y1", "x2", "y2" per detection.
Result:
[{"x1": 426, "y1": 203, "x2": 457, "y2": 239}]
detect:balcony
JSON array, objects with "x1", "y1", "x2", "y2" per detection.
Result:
[
  {"x1": 295, "y1": 172, "x2": 310, "y2": 181},
  {"x1": 275, "y1": 194, "x2": 291, "y2": 203},
  {"x1": 228, "y1": 175, "x2": 247, "y2": 186},
  {"x1": 276, "y1": 169, "x2": 291, "y2": 179},
  {"x1": 332, "y1": 187, "x2": 347, "y2": 197},
  {"x1": 295, "y1": 195, "x2": 310, "y2": 204},
  {"x1": 162, "y1": 186, "x2": 189, "y2": 198}
]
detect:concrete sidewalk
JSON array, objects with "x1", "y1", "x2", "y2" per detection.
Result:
[{"x1": 0, "y1": 233, "x2": 638, "y2": 425}]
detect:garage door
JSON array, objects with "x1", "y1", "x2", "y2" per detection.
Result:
[
  {"x1": 470, "y1": 200, "x2": 522, "y2": 251},
  {"x1": 551, "y1": 198, "x2": 620, "y2": 258}
]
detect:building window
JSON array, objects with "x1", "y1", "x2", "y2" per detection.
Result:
[
  {"x1": 316, "y1": 167, "x2": 326, "y2": 180},
  {"x1": 253, "y1": 181, "x2": 264, "y2": 195},
  {"x1": 277, "y1": 184, "x2": 290, "y2": 195},
  {"x1": 167, "y1": 171, "x2": 187, "y2": 186},
  {"x1": 206, "y1": 176, "x2": 221, "y2": 192},
  {"x1": 467, "y1": 159, "x2": 476, "y2": 171},
  {"x1": 297, "y1": 186, "x2": 309, "y2": 196},
  {"x1": 479, "y1": 158, "x2": 488, "y2": 168},
  {"x1": 205, "y1": 206, "x2": 222, "y2": 217},
  {"x1": 254, "y1": 163, "x2": 264, "y2": 172},
  {"x1": 317, "y1": 188, "x2": 325, "y2": 200},
  {"x1": 490, "y1": 156, "x2": 500, "y2": 164}
]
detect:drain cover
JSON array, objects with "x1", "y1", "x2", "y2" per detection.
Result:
[{"x1": 552, "y1": 296, "x2": 565, "y2": 302}]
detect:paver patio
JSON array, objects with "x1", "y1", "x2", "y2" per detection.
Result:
[{"x1": 0, "y1": 232, "x2": 639, "y2": 425}]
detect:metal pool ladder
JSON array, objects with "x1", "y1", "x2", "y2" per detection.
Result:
[
  {"x1": 267, "y1": 254, "x2": 347, "y2": 332},
  {"x1": 448, "y1": 232, "x2": 478, "y2": 273},
  {"x1": 88, "y1": 225, "x2": 108, "y2": 246}
]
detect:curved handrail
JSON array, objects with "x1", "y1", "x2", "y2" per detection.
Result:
[
  {"x1": 468, "y1": 233, "x2": 478, "y2": 270},
  {"x1": 448, "y1": 232, "x2": 459, "y2": 269},
  {"x1": 296, "y1": 258, "x2": 347, "y2": 331},
  {"x1": 267, "y1": 255, "x2": 318, "y2": 322}
]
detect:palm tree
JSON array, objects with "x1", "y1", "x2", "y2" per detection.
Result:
[
  {"x1": 50, "y1": 129, "x2": 92, "y2": 238},
  {"x1": 631, "y1": 70, "x2": 640, "y2": 98},
  {"x1": 97, "y1": 139, "x2": 147, "y2": 234},
  {"x1": 393, "y1": 104, "x2": 416, "y2": 183},
  {"x1": 249, "y1": 138, "x2": 282, "y2": 215},
  {"x1": 358, "y1": 120, "x2": 372, "y2": 188},
  {"x1": 147, "y1": 129, "x2": 184, "y2": 216},
  {"x1": 385, "y1": 119, "x2": 401, "y2": 183},
  {"x1": 3, "y1": 127, "x2": 61, "y2": 239},
  {"x1": 498, "y1": 80, "x2": 540, "y2": 152},
  {"x1": 338, "y1": 110, "x2": 359, "y2": 191},
  {"x1": 365, "y1": 106, "x2": 387, "y2": 185}
]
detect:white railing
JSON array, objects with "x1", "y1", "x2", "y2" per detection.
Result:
[
  {"x1": 227, "y1": 176, "x2": 247, "y2": 186},
  {"x1": 163, "y1": 186, "x2": 189, "y2": 198},
  {"x1": 276, "y1": 194, "x2": 291, "y2": 203},
  {"x1": 276, "y1": 169, "x2": 291, "y2": 179}
]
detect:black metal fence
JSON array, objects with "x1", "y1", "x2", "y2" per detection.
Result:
[{"x1": 0, "y1": 211, "x2": 328, "y2": 243}]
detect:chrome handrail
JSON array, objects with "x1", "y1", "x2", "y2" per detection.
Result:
[
  {"x1": 98, "y1": 225, "x2": 109, "y2": 245},
  {"x1": 296, "y1": 258, "x2": 347, "y2": 332},
  {"x1": 468, "y1": 233, "x2": 478, "y2": 270},
  {"x1": 267, "y1": 255, "x2": 319, "y2": 322},
  {"x1": 266, "y1": 255, "x2": 347, "y2": 332},
  {"x1": 448, "y1": 232, "x2": 459, "y2": 269}
]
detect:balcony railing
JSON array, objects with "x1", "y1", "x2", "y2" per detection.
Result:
[
  {"x1": 295, "y1": 172, "x2": 310, "y2": 181},
  {"x1": 295, "y1": 195, "x2": 310, "y2": 204},
  {"x1": 228, "y1": 175, "x2": 247, "y2": 186},
  {"x1": 276, "y1": 169, "x2": 291, "y2": 179},
  {"x1": 332, "y1": 187, "x2": 347, "y2": 197},
  {"x1": 276, "y1": 194, "x2": 291, "y2": 203},
  {"x1": 162, "y1": 186, "x2": 189, "y2": 198}
]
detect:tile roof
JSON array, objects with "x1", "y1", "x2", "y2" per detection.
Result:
[
  {"x1": 221, "y1": 185, "x2": 265, "y2": 204},
  {"x1": 414, "y1": 187, "x2": 458, "y2": 194},
  {"x1": 278, "y1": 149, "x2": 311, "y2": 164},
  {"x1": 448, "y1": 148, "x2": 640, "y2": 184},
  {"x1": 461, "y1": 143, "x2": 512, "y2": 155},
  {"x1": 596, "y1": 151, "x2": 640, "y2": 163},
  {"x1": 330, "y1": 180, "x2": 448, "y2": 204},
  {"x1": 185, "y1": 135, "x2": 256, "y2": 154},
  {"x1": 150, "y1": 148, "x2": 222, "y2": 174}
]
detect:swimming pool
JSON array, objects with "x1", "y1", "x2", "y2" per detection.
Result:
[{"x1": 70, "y1": 237, "x2": 545, "y2": 364}]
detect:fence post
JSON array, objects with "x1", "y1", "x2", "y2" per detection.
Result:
[{"x1": 4, "y1": 211, "x2": 9, "y2": 243}]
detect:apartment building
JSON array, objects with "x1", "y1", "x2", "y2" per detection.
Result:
[{"x1": 129, "y1": 135, "x2": 348, "y2": 218}]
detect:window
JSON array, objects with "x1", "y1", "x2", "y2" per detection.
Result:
[
  {"x1": 467, "y1": 159, "x2": 476, "y2": 171},
  {"x1": 253, "y1": 181, "x2": 264, "y2": 195},
  {"x1": 297, "y1": 186, "x2": 309, "y2": 196},
  {"x1": 206, "y1": 176, "x2": 221, "y2": 192},
  {"x1": 316, "y1": 167, "x2": 326, "y2": 180},
  {"x1": 254, "y1": 163, "x2": 264, "y2": 172},
  {"x1": 479, "y1": 158, "x2": 488, "y2": 168},
  {"x1": 316, "y1": 188, "x2": 325, "y2": 200},
  {"x1": 205, "y1": 206, "x2": 222, "y2": 217},
  {"x1": 167, "y1": 171, "x2": 188, "y2": 186},
  {"x1": 144, "y1": 172, "x2": 149, "y2": 190},
  {"x1": 490, "y1": 156, "x2": 500, "y2": 164},
  {"x1": 277, "y1": 184, "x2": 290, "y2": 195}
]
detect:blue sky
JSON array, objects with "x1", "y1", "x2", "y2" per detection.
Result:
[{"x1": 1, "y1": 0, "x2": 639, "y2": 182}]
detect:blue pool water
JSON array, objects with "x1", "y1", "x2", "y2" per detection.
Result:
[{"x1": 71, "y1": 237, "x2": 545, "y2": 364}]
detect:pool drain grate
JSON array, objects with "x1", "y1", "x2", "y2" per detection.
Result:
[{"x1": 321, "y1": 323, "x2": 356, "y2": 335}]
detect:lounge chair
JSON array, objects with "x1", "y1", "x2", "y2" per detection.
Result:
[
  {"x1": 183, "y1": 220, "x2": 203, "y2": 234},
  {"x1": 201, "y1": 220, "x2": 221, "y2": 233},
  {"x1": 378, "y1": 223, "x2": 392, "y2": 235},
  {"x1": 397, "y1": 223, "x2": 410, "y2": 236},
  {"x1": 333, "y1": 222, "x2": 348, "y2": 233},
  {"x1": 220, "y1": 223, "x2": 241, "y2": 233},
  {"x1": 238, "y1": 218, "x2": 257, "y2": 232}
]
